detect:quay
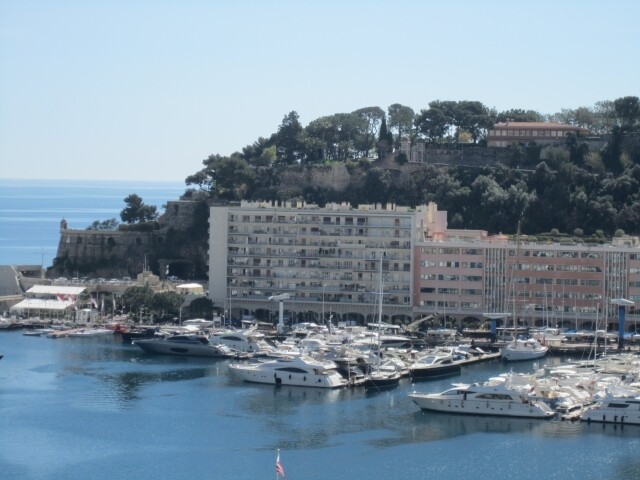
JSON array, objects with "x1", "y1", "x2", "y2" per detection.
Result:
[{"x1": 46, "y1": 328, "x2": 86, "y2": 338}]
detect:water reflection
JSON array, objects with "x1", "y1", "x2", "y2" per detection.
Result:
[{"x1": 94, "y1": 366, "x2": 219, "y2": 406}]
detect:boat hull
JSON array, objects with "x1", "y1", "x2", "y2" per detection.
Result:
[
  {"x1": 134, "y1": 339, "x2": 231, "y2": 358},
  {"x1": 410, "y1": 363, "x2": 461, "y2": 380},
  {"x1": 229, "y1": 364, "x2": 347, "y2": 388},
  {"x1": 501, "y1": 349, "x2": 548, "y2": 362},
  {"x1": 363, "y1": 373, "x2": 401, "y2": 390},
  {"x1": 581, "y1": 403, "x2": 640, "y2": 425}
]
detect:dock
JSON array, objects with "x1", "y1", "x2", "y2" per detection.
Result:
[
  {"x1": 459, "y1": 351, "x2": 501, "y2": 366},
  {"x1": 46, "y1": 328, "x2": 85, "y2": 338}
]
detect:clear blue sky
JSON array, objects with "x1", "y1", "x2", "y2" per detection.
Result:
[{"x1": 1, "y1": 0, "x2": 638, "y2": 182}]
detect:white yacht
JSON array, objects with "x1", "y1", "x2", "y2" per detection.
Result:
[
  {"x1": 67, "y1": 327, "x2": 113, "y2": 337},
  {"x1": 134, "y1": 334, "x2": 234, "y2": 358},
  {"x1": 408, "y1": 377, "x2": 556, "y2": 418},
  {"x1": 229, "y1": 354, "x2": 348, "y2": 388},
  {"x1": 501, "y1": 338, "x2": 548, "y2": 362},
  {"x1": 581, "y1": 388, "x2": 640, "y2": 425},
  {"x1": 209, "y1": 327, "x2": 274, "y2": 354}
]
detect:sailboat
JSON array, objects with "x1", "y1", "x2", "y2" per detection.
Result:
[
  {"x1": 501, "y1": 219, "x2": 548, "y2": 362},
  {"x1": 363, "y1": 252, "x2": 402, "y2": 390}
]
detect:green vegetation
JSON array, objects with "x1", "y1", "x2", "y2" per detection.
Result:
[
  {"x1": 183, "y1": 96, "x2": 640, "y2": 237},
  {"x1": 120, "y1": 194, "x2": 159, "y2": 224}
]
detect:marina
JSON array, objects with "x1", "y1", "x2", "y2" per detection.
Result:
[
  {"x1": 3, "y1": 179, "x2": 640, "y2": 478},
  {"x1": 3, "y1": 326, "x2": 640, "y2": 479}
]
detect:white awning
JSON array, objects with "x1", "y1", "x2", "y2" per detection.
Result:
[
  {"x1": 10, "y1": 298, "x2": 76, "y2": 311},
  {"x1": 27, "y1": 285, "x2": 86, "y2": 295},
  {"x1": 176, "y1": 283, "x2": 203, "y2": 290}
]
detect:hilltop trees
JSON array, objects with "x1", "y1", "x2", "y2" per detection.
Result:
[
  {"x1": 185, "y1": 153, "x2": 256, "y2": 200},
  {"x1": 120, "y1": 194, "x2": 158, "y2": 224},
  {"x1": 414, "y1": 100, "x2": 493, "y2": 144},
  {"x1": 387, "y1": 104, "x2": 415, "y2": 144},
  {"x1": 178, "y1": 96, "x2": 640, "y2": 237}
]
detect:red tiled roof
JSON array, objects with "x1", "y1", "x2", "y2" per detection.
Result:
[{"x1": 492, "y1": 122, "x2": 588, "y2": 131}]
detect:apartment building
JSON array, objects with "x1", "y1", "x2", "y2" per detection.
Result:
[
  {"x1": 415, "y1": 211, "x2": 640, "y2": 331},
  {"x1": 209, "y1": 200, "x2": 430, "y2": 325},
  {"x1": 208, "y1": 201, "x2": 639, "y2": 331}
]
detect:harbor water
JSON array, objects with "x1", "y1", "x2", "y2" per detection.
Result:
[
  {"x1": 2, "y1": 179, "x2": 640, "y2": 479},
  {"x1": 2, "y1": 330, "x2": 640, "y2": 480}
]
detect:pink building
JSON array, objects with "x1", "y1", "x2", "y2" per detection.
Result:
[{"x1": 414, "y1": 205, "x2": 640, "y2": 331}]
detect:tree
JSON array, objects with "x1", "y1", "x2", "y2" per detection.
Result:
[
  {"x1": 276, "y1": 111, "x2": 304, "y2": 164},
  {"x1": 496, "y1": 109, "x2": 544, "y2": 123},
  {"x1": 241, "y1": 136, "x2": 276, "y2": 166},
  {"x1": 614, "y1": 96, "x2": 640, "y2": 129},
  {"x1": 122, "y1": 286, "x2": 154, "y2": 316},
  {"x1": 87, "y1": 218, "x2": 119, "y2": 231},
  {"x1": 186, "y1": 153, "x2": 256, "y2": 200},
  {"x1": 352, "y1": 106, "x2": 385, "y2": 157},
  {"x1": 205, "y1": 154, "x2": 256, "y2": 200},
  {"x1": 451, "y1": 101, "x2": 491, "y2": 143},
  {"x1": 415, "y1": 104, "x2": 449, "y2": 143},
  {"x1": 189, "y1": 296, "x2": 214, "y2": 318},
  {"x1": 387, "y1": 104, "x2": 415, "y2": 143},
  {"x1": 376, "y1": 117, "x2": 393, "y2": 160},
  {"x1": 150, "y1": 291, "x2": 184, "y2": 318},
  {"x1": 593, "y1": 100, "x2": 617, "y2": 133},
  {"x1": 120, "y1": 194, "x2": 158, "y2": 224}
]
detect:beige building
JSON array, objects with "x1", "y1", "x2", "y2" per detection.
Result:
[
  {"x1": 209, "y1": 200, "x2": 431, "y2": 325},
  {"x1": 487, "y1": 121, "x2": 590, "y2": 147}
]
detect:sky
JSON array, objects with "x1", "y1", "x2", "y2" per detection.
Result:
[{"x1": 1, "y1": 0, "x2": 638, "y2": 182}]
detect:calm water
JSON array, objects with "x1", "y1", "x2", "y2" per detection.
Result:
[
  {"x1": 2, "y1": 331, "x2": 640, "y2": 480},
  {"x1": 0, "y1": 179, "x2": 185, "y2": 267},
  {"x1": 2, "y1": 179, "x2": 640, "y2": 479}
]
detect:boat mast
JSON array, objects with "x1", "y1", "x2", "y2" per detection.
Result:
[
  {"x1": 376, "y1": 251, "x2": 383, "y2": 360},
  {"x1": 512, "y1": 219, "x2": 521, "y2": 339}
]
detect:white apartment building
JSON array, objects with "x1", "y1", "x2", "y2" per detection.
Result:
[{"x1": 209, "y1": 200, "x2": 430, "y2": 325}]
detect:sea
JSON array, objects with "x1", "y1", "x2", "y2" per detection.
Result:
[
  {"x1": 0, "y1": 178, "x2": 186, "y2": 268},
  {"x1": 2, "y1": 179, "x2": 640, "y2": 480}
]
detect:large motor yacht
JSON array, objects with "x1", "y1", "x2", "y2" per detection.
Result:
[
  {"x1": 133, "y1": 334, "x2": 234, "y2": 358},
  {"x1": 408, "y1": 377, "x2": 556, "y2": 419},
  {"x1": 229, "y1": 354, "x2": 348, "y2": 388},
  {"x1": 581, "y1": 388, "x2": 640, "y2": 425}
]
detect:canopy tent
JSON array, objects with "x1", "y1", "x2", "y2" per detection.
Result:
[
  {"x1": 10, "y1": 298, "x2": 76, "y2": 319},
  {"x1": 176, "y1": 283, "x2": 204, "y2": 294},
  {"x1": 11, "y1": 299, "x2": 76, "y2": 311}
]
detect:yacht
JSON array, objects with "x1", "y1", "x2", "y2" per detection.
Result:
[
  {"x1": 229, "y1": 354, "x2": 348, "y2": 388},
  {"x1": 133, "y1": 334, "x2": 235, "y2": 358},
  {"x1": 362, "y1": 362, "x2": 402, "y2": 391},
  {"x1": 209, "y1": 327, "x2": 275, "y2": 355},
  {"x1": 581, "y1": 388, "x2": 640, "y2": 425},
  {"x1": 408, "y1": 377, "x2": 556, "y2": 418},
  {"x1": 409, "y1": 348, "x2": 465, "y2": 380},
  {"x1": 501, "y1": 338, "x2": 548, "y2": 362},
  {"x1": 67, "y1": 327, "x2": 113, "y2": 337}
]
